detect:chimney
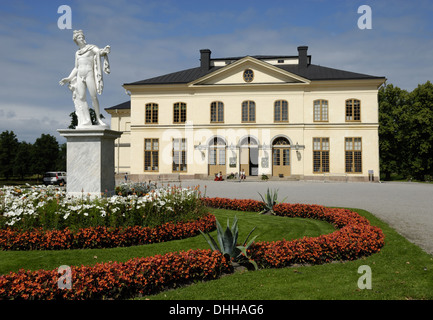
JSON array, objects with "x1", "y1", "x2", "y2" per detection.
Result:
[
  {"x1": 200, "y1": 49, "x2": 211, "y2": 71},
  {"x1": 297, "y1": 46, "x2": 308, "y2": 68}
]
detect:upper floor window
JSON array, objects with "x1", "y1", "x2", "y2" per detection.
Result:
[
  {"x1": 241, "y1": 101, "x2": 256, "y2": 122},
  {"x1": 345, "y1": 99, "x2": 361, "y2": 122},
  {"x1": 173, "y1": 102, "x2": 187, "y2": 123},
  {"x1": 274, "y1": 100, "x2": 288, "y2": 122},
  {"x1": 243, "y1": 69, "x2": 254, "y2": 82},
  {"x1": 145, "y1": 103, "x2": 158, "y2": 123},
  {"x1": 210, "y1": 101, "x2": 224, "y2": 123},
  {"x1": 314, "y1": 100, "x2": 328, "y2": 122}
]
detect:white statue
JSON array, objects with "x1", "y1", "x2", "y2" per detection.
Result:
[{"x1": 60, "y1": 30, "x2": 110, "y2": 128}]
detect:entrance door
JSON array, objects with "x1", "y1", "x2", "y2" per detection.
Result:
[
  {"x1": 208, "y1": 137, "x2": 226, "y2": 176},
  {"x1": 272, "y1": 137, "x2": 291, "y2": 177},
  {"x1": 240, "y1": 137, "x2": 258, "y2": 176},
  {"x1": 249, "y1": 147, "x2": 259, "y2": 176}
]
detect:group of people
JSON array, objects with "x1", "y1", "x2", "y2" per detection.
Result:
[{"x1": 214, "y1": 169, "x2": 247, "y2": 181}]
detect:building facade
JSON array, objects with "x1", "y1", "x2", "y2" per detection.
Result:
[{"x1": 106, "y1": 46, "x2": 386, "y2": 182}]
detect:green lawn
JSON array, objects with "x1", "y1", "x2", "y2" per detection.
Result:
[{"x1": 1, "y1": 207, "x2": 432, "y2": 300}]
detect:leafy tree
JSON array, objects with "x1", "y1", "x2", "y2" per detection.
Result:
[
  {"x1": 379, "y1": 81, "x2": 433, "y2": 181},
  {"x1": 13, "y1": 142, "x2": 33, "y2": 179},
  {"x1": 0, "y1": 130, "x2": 19, "y2": 179},
  {"x1": 402, "y1": 81, "x2": 433, "y2": 180},
  {"x1": 31, "y1": 134, "x2": 60, "y2": 178},
  {"x1": 378, "y1": 83, "x2": 408, "y2": 180},
  {"x1": 56, "y1": 143, "x2": 67, "y2": 172}
]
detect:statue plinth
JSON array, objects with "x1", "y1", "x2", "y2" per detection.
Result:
[{"x1": 58, "y1": 127, "x2": 122, "y2": 197}]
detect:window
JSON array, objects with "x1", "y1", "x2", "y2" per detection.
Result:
[
  {"x1": 274, "y1": 100, "x2": 288, "y2": 122},
  {"x1": 210, "y1": 101, "x2": 224, "y2": 123},
  {"x1": 313, "y1": 138, "x2": 329, "y2": 173},
  {"x1": 272, "y1": 137, "x2": 290, "y2": 166},
  {"x1": 173, "y1": 102, "x2": 187, "y2": 123},
  {"x1": 345, "y1": 137, "x2": 362, "y2": 173},
  {"x1": 144, "y1": 139, "x2": 159, "y2": 171},
  {"x1": 145, "y1": 103, "x2": 158, "y2": 123},
  {"x1": 242, "y1": 101, "x2": 255, "y2": 122},
  {"x1": 314, "y1": 100, "x2": 328, "y2": 122},
  {"x1": 345, "y1": 99, "x2": 361, "y2": 121},
  {"x1": 243, "y1": 69, "x2": 254, "y2": 82},
  {"x1": 172, "y1": 138, "x2": 187, "y2": 172},
  {"x1": 273, "y1": 148, "x2": 290, "y2": 166},
  {"x1": 209, "y1": 137, "x2": 226, "y2": 166}
]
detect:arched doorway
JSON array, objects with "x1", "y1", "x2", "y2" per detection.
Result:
[
  {"x1": 240, "y1": 136, "x2": 259, "y2": 176},
  {"x1": 208, "y1": 137, "x2": 226, "y2": 176},
  {"x1": 272, "y1": 137, "x2": 290, "y2": 177}
]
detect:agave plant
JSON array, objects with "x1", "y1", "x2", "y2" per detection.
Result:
[
  {"x1": 199, "y1": 216, "x2": 258, "y2": 270},
  {"x1": 258, "y1": 188, "x2": 287, "y2": 215}
]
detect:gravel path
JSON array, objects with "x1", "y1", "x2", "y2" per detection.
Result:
[{"x1": 173, "y1": 180, "x2": 433, "y2": 256}]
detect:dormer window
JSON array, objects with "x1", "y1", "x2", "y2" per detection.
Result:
[{"x1": 243, "y1": 69, "x2": 254, "y2": 82}]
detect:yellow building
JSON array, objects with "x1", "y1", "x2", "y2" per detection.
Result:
[{"x1": 106, "y1": 46, "x2": 386, "y2": 182}]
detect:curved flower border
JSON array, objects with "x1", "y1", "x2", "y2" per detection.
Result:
[
  {"x1": 202, "y1": 198, "x2": 385, "y2": 268},
  {"x1": 0, "y1": 213, "x2": 216, "y2": 250},
  {"x1": 0, "y1": 198, "x2": 385, "y2": 300}
]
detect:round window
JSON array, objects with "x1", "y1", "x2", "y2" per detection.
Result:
[{"x1": 243, "y1": 69, "x2": 254, "y2": 82}]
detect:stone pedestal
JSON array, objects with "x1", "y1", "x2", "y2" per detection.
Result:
[{"x1": 58, "y1": 128, "x2": 122, "y2": 197}]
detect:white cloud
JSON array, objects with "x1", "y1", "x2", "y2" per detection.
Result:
[{"x1": 0, "y1": 103, "x2": 69, "y2": 143}]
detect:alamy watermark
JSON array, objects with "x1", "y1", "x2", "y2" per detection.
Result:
[
  {"x1": 58, "y1": 265, "x2": 72, "y2": 290},
  {"x1": 358, "y1": 5, "x2": 372, "y2": 30},
  {"x1": 57, "y1": 5, "x2": 72, "y2": 30},
  {"x1": 357, "y1": 265, "x2": 372, "y2": 290}
]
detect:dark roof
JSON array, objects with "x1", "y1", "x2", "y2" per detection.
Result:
[
  {"x1": 279, "y1": 64, "x2": 384, "y2": 81},
  {"x1": 123, "y1": 55, "x2": 384, "y2": 86},
  {"x1": 212, "y1": 55, "x2": 299, "y2": 61},
  {"x1": 105, "y1": 100, "x2": 130, "y2": 111},
  {"x1": 124, "y1": 66, "x2": 222, "y2": 86}
]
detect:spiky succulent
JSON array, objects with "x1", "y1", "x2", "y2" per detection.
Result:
[
  {"x1": 258, "y1": 188, "x2": 287, "y2": 215},
  {"x1": 200, "y1": 216, "x2": 258, "y2": 270}
]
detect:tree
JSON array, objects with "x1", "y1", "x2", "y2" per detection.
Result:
[
  {"x1": 379, "y1": 81, "x2": 433, "y2": 181},
  {"x1": 378, "y1": 83, "x2": 408, "y2": 180},
  {"x1": 31, "y1": 134, "x2": 60, "y2": 177},
  {"x1": 13, "y1": 142, "x2": 33, "y2": 180},
  {"x1": 56, "y1": 143, "x2": 67, "y2": 172},
  {"x1": 402, "y1": 81, "x2": 433, "y2": 180},
  {"x1": 0, "y1": 130, "x2": 19, "y2": 179}
]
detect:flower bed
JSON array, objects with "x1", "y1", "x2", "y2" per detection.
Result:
[
  {"x1": 0, "y1": 184, "x2": 211, "y2": 250},
  {"x1": 0, "y1": 196, "x2": 385, "y2": 300},
  {"x1": 0, "y1": 184, "x2": 205, "y2": 231},
  {"x1": 0, "y1": 213, "x2": 215, "y2": 250},
  {"x1": 203, "y1": 198, "x2": 385, "y2": 268},
  {"x1": 202, "y1": 197, "x2": 265, "y2": 212},
  {"x1": 0, "y1": 249, "x2": 231, "y2": 300}
]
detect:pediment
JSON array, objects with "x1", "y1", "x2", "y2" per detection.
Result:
[{"x1": 189, "y1": 56, "x2": 310, "y2": 87}]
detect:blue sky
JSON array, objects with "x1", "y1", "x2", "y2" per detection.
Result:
[{"x1": 1, "y1": 0, "x2": 433, "y2": 143}]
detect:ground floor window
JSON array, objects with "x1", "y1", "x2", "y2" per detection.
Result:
[
  {"x1": 208, "y1": 137, "x2": 226, "y2": 176},
  {"x1": 313, "y1": 137, "x2": 329, "y2": 173},
  {"x1": 173, "y1": 138, "x2": 187, "y2": 172},
  {"x1": 144, "y1": 139, "x2": 159, "y2": 171},
  {"x1": 345, "y1": 137, "x2": 362, "y2": 173}
]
